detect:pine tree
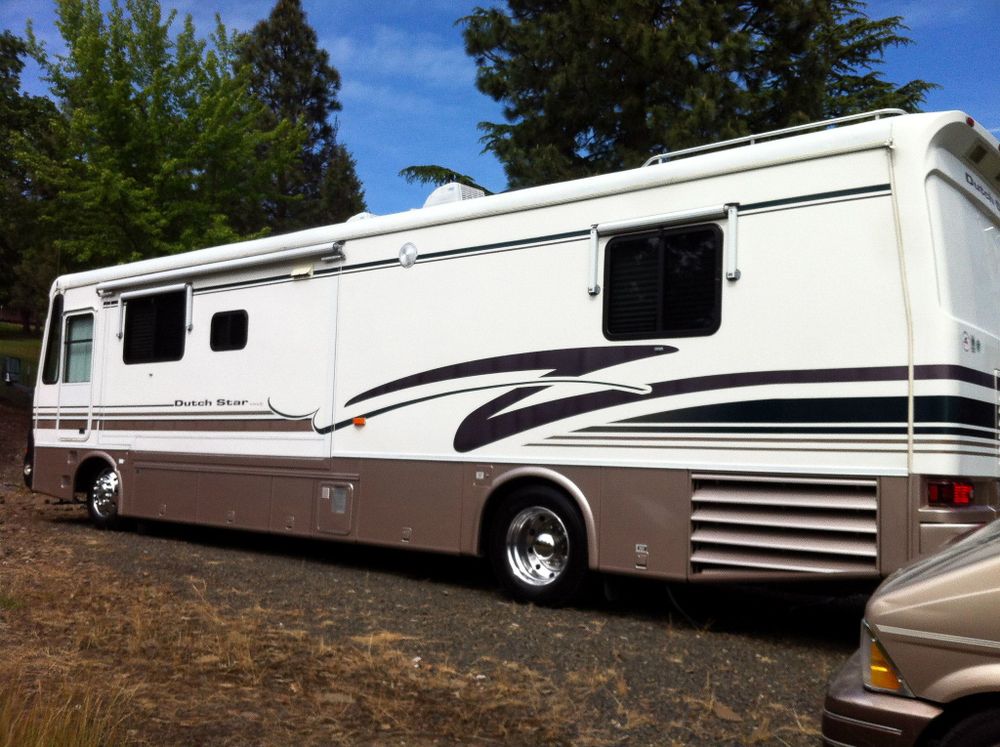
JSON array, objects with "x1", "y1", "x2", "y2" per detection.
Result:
[
  {"x1": 241, "y1": 0, "x2": 365, "y2": 231},
  {"x1": 0, "y1": 31, "x2": 32, "y2": 312},
  {"x1": 463, "y1": 0, "x2": 935, "y2": 187},
  {"x1": 399, "y1": 165, "x2": 491, "y2": 194},
  {"x1": 0, "y1": 31, "x2": 60, "y2": 330}
]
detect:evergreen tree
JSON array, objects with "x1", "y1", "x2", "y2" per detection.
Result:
[
  {"x1": 399, "y1": 165, "x2": 491, "y2": 194},
  {"x1": 241, "y1": 0, "x2": 365, "y2": 231},
  {"x1": 0, "y1": 31, "x2": 32, "y2": 314},
  {"x1": 463, "y1": 0, "x2": 935, "y2": 187},
  {"x1": 0, "y1": 31, "x2": 60, "y2": 330},
  {"x1": 24, "y1": 0, "x2": 302, "y2": 271}
]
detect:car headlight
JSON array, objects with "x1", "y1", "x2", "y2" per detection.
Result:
[{"x1": 861, "y1": 621, "x2": 913, "y2": 696}]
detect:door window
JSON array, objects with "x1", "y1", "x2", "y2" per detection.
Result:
[{"x1": 63, "y1": 314, "x2": 94, "y2": 383}]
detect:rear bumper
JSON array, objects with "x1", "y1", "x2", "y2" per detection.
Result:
[{"x1": 822, "y1": 650, "x2": 942, "y2": 747}]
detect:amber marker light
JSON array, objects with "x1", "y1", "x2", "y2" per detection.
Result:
[
  {"x1": 352, "y1": 417, "x2": 366, "y2": 427},
  {"x1": 861, "y1": 622, "x2": 912, "y2": 696},
  {"x1": 868, "y1": 639, "x2": 901, "y2": 690}
]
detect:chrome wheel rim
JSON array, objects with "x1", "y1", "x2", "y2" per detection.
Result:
[
  {"x1": 91, "y1": 470, "x2": 119, "y2": 519},
  {"x1": 505, "y1": 507, "x2": 569, "y2": 587}
]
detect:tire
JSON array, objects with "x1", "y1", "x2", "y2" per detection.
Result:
[
  {"x1": 86, "y1": 466, "x2": 121, "y2": 530},
  {"x1": 488, "y1": 485, "x2": 588, "y2": 605},
  {"x1": 936, "y1": 709, "x2": 1000, "y2": 747}
]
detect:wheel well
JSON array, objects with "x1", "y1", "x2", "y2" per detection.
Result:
[
  {"x1": 919, "y1": 693, "x2": 1000, "y2": 746},
  {"x1": 74, "y1": 457, "x2": 116, "y2": 495},
  {"x1": 478, "y1": 476, "x2": 588, "y2": 559}
]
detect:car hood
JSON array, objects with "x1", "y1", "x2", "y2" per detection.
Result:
[{"x1": 866, "y1": 519, "x2": 1000, "y2": 701}]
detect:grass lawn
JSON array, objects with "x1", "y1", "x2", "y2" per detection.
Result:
[{"x1": 0, "y1": 321, "x2": 42, "y2": 388}]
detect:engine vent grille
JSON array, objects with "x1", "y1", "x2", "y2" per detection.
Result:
[{"x1": 690, "y1": 475, "x2": 878, "y2": 576}]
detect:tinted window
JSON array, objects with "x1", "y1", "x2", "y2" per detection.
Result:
[
  {"x1": 123, "y1": 290, "x2": 186, "y2": 364},
  {"x1": 604, "y1": 225, "x2": 722, "y2": 339},
  {"x1": 41, "y1": 294, "x2": 64, "y2": 385},
  {"x1": 63, "y1": 314, "x2": 94, "y2": 383},
  {"x1": 210, "y1": 310, "x2": 248, "y2": 352}
]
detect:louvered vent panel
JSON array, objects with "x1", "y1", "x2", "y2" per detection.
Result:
[{"x1": 691, "y1": 476, "x2": 878, "y2": 576}]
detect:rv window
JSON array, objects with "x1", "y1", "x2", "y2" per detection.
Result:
[
  {"x1": 123, "y1": 290, "x2": 186, "y2": 364},
  {"x1": 41, "y1": 294, "x2": 64, "y2": 385},
  {"x1": 63, "y1": 313, "x2": 94, "y2": 383},
  {"x1": 210, "y1": 310, "x2": 248, "y2": 352},
  {"x1": 603, "y1": 224, "x2": 722, "y2": 339}
]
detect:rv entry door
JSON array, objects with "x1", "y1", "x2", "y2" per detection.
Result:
[{"x1": 55, "y1": 309, "x2": 95, "y2": 441}]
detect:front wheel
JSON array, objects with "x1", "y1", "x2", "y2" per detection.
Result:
[
  {"x1": 935, "y1": 709, "x2": 1000, "y2": 747},
  {"x1": 87, "y1": 467, "x2": 121, "y2": 530},
  {"x1": 488, "y1": 486, "x2": 588, "y2": 605}
]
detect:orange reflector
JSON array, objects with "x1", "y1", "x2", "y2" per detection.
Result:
[
  {"x1": 352, "y1": 417, "x2": 366, "y2": 427},
  {"x1": 869, "y1": 640, "x2": 902, "y2": 692}
]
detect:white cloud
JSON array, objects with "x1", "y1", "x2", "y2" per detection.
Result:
[
  {"x1": 324, "y1": 24, "x2": 475, "y2": 89},
  {"x1": 162, "y1": 0, "x2": 272, "y2": 33},
  {"x1": 341, "y1": 79, "x2": 452, "y2": 118},
  {"x1": 326, "y1": 34, "x2": 357, "y2": 64},
  {"x1": 891, "y1": 0, "x2": 973, "y2": 28}
]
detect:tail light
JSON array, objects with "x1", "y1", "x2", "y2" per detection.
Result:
[{"x1": 927, "y1": 479, "x2": 974, "y2": 506}]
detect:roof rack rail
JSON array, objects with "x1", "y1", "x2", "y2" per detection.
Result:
[{"x1": 643, "y1": 108, "x2": 907, "y2": 167}]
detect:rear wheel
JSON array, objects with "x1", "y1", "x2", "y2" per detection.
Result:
[
  {"x1": 488, "y1": 486, "x2": 588, "y2": 605},
  {"x1": 87, "y1": 466, "x2": 120, "y2": 530}
]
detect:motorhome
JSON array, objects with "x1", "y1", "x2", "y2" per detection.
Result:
[{"x1": 25, "y1": 110, "x2": 1000, "y2": 603}]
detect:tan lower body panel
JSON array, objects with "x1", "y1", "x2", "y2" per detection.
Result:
[{"x1": 31, "y1": 445, "x2": 948, "y2": 583}]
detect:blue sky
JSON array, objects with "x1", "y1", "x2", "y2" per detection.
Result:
[{"x1": 2, "y1": 0, "x2": 998, "y2": 216}]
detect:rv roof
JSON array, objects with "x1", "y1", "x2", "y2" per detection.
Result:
[
  {"x1": 53, "y1": 110, "x2": 991, "y2": 293},
  {"x1": 642, "y1": 108, "x2": 907, "y2": 166}
]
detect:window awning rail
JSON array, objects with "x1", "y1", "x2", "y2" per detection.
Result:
[
  {"x1": 116, "y1": 283, "x2": 193, "y2": 339},
  {"x1": 588, "y1": 203, "x2": 739, "y2": 296},
  {"x1": 95, "y1": 241, "x2": 345, "y2": 297}
]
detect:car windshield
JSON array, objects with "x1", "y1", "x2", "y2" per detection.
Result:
[{"x1": 878, "y1": 519, "x2": 1000, "y2": 594}]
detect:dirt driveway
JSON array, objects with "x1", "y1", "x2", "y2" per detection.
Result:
[{"x1": 0, "y1": 392, "x2": 866, "y2": 745}]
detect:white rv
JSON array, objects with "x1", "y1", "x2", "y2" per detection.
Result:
[{"x1": 26, "y1": 110, "x2": 1000, "y2": 603}]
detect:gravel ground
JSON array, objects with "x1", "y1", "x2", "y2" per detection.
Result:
[{"x1": 0, "y1": 389, "x2": 868, "y2": 745}]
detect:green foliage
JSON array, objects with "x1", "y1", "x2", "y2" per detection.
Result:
[
  {"x1": 241, "y1": 0, "x2": 365, "y2": 231},
  {"x1": 0, "y1": 594, "x2": 22, "y2": 611},
  {"x1": 0, "y1": 31, "x2": 59, "y2": 329},
  {"x1": 463, "y1": 0, "x2": 936, "y2": 187},
  {"x1": 23, "y1": 0, "x2": 303, "y2": 273},
  {"x1": 0, "y1": 322, "x2": 42, "y2": 371},
  {"x1": 399, "y1": 165, "x2": 492, "y2": 194}
]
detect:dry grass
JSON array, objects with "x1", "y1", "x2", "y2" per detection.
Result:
[
  {"x1": 0, "y1": 674, "x2": 129, "y2": 747},
  {"x1": 0, "y1": 509, "x2": 587, "y2": 745},
  {"x1": 0, "y1": 496, "x2": 828, "y2": 745},
  {"x1": 0, "y1": 392, "x2": 827, "y2": 747}
]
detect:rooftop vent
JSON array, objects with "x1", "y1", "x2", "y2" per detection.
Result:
[
  {"x1": 346, "y1": 211, "x2": 377, "y2": 222},
  {"x1": 423, "y1": 181, "x2": 486, "y2": 208}
]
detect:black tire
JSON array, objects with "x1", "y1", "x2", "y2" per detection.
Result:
[
  {"x1": 487, "y1": 485, "x2": 588, "y2": 605},
  {"x1": 86, "y1": 466, "x2": 121, "y2": 530},
  {"x1": 23, "y1": 429, "x2": 33, "y2": 489},
  {"x1": 936, "y1": 709, "x2": 1000, "y2": 747}
]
